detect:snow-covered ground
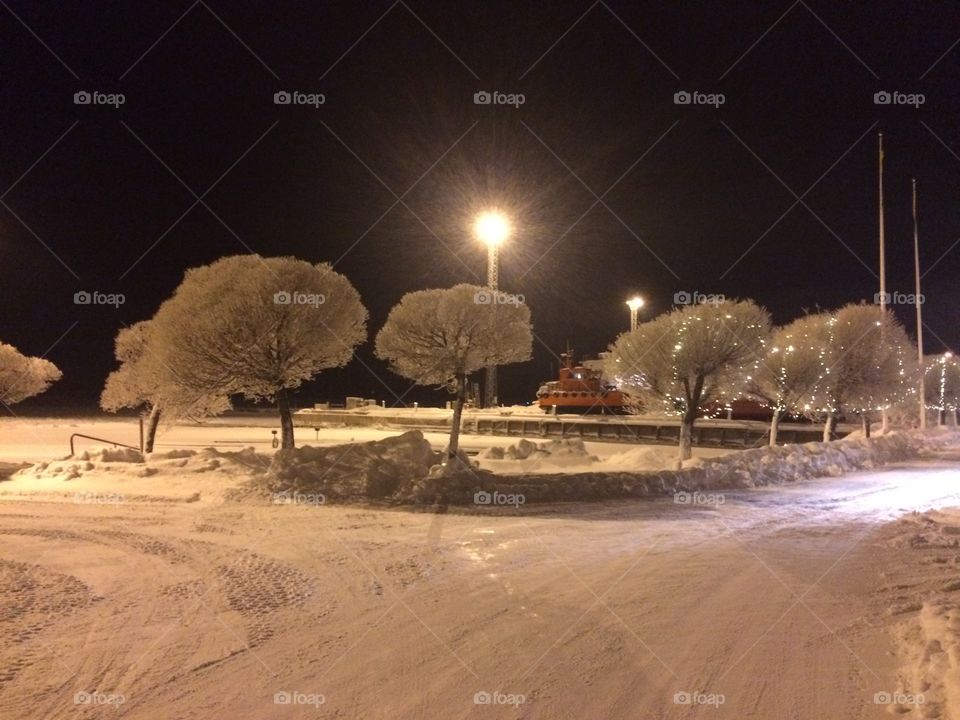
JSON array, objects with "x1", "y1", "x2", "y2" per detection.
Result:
[{"x1": 1, "y1": 421, "x2": 960, "y2": 717}]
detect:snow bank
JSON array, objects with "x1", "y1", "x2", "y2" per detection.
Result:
[
  {"x1": 888, "y1": 508, "x2": 960, "y2": 718},
  {"x1": 400, "y1": 429, "x2": 960, "y2": 505},
  {"x1": 265, "y1": 430, "x2": 441, "y2": 500}
]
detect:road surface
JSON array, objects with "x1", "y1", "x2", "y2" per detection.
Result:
[{"x1": 2, "y1": 451, "x2": 959, "y2": 718}]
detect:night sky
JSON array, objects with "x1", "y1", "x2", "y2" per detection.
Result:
[{"x1": 2, "y1": 1, "x2": 959, "y2": 414}]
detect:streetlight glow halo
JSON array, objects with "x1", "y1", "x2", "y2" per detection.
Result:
[{"x1": 474, "y1": 211, "x2": 511, "y2": 247}]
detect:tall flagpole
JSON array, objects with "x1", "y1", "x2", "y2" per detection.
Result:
[
  {"x1": 879, "y1": 132, "x2": 889, "y2": 432},
  {"x1": 913, "y1": 178, "x2": 926, "y2": 429}
]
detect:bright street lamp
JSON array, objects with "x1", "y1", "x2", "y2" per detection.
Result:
[
  {"x1": 475, "y1": 211, "x2": 511, "y2": 408},
  {"x1": 626, "y1": 295, "x2": 644, "y2": 332}
]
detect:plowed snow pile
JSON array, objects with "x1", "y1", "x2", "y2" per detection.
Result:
[
  {"x1": 0, "y1": 446, "x2": 268, "y2": 503},
  {"x1": 266, "y1": 431, "x2": 441, "y2": 499},
  {"x1": 477, "y1": 438, "x2": 598, "y2": 472}
]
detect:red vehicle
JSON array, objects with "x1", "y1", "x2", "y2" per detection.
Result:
[{"x1": 536, "y1": 349, "x2": 627, "y2": 414}]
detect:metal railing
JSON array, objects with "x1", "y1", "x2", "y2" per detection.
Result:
[{"x1": 69, "y1": 433, "x2": 142, "y2": 457}]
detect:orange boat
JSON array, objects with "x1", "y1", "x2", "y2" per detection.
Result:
[{"x1": 536, "y1": 349, "x2": 627, "y2": 414}]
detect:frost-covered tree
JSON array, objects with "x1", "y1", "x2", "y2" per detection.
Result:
[
  {"x1": 100, "y1": 321, "x2": 229, "y2": 452},
  {"x1": 924, "y1": 353, "x2": 960, "y2": 425},
  {"x1": 747, "y1": 314, "x2": 828, "y2": 446},
  {"x1": 375, "y1": 284, "x2": 532, "y2": 467},
  {"x1": 809, "y1": 304, "x2": 917, "y2": 439},
  {"x1": 606, "y1": 299, "x2": 770, "y2": 464},
  {"x1": 0, "y1": 342, "x2": 61, "y2": 407},
  {"x1": 151, "y1": 255, "x2": 368, "y2": 449}
]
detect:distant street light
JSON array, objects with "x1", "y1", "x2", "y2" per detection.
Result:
[
  {"x1": 626, "y1": 295, "x2": 645, "y2": 332},
  {"x1": 475, "y1": 211, "x2": 511, "y2": 408}
]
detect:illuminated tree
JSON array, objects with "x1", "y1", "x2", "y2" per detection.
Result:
[
  {"x1": 0, "y1": 342, "x2": 61, "y2": 407},
  {"x1": 808, "y1": 304, "x2": 917, "y2": 438},
  {"x1": 376, "y1": 284, "x2": 532, "y2": 467},
  {"x1": 747, "y1": 313, "x2": 828, "y2": 445},
  {"x1": 151, "y1": 255, "x2": 367, "y2": 449},
  {"x1": 924, "y1": 353, "x2": 960, "y2": 425},
  {"x1": 100, "y1": 321, "x2": 229, "y2": 452},
  {"x1": 606, "y1": 299, "x2": 771, "y2": 465}
]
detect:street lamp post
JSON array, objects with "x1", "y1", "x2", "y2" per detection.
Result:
[
  {"x1": 475, "y1": 211, "x2": 511, "y2": 409},
  {"x1": 626, "y1": 295, "x2": 644, "y2": 332}
]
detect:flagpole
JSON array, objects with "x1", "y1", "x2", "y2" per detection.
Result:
[
  {"x1": 879, "y1": 132, "x2": 889, "y2": 432},
  {"x1": 913, "y1": 178, "x2": 926, "y2": 429}
]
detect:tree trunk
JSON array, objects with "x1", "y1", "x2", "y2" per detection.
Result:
[
  {"x1": 823, "y1": 411, "x2": 837, "y2": 441},
  {"x1": 768, "y1": 410, "x2": 781, "y2": 447},
  {"x1": 144, "y1": 405, "x2": 161, "y2": 453},
  {"x1": 678, "y1": 410, "x2": 695, "y2": 465},
  {"x1": 277, "y1": 387, "x2": 295, "y2": 449},
  {"x1": 446, "y1": 375, "x2": 466, "y2": 472},
  {"x1": 861, "y1": 413, "x2": 871, "y2": 438}
]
